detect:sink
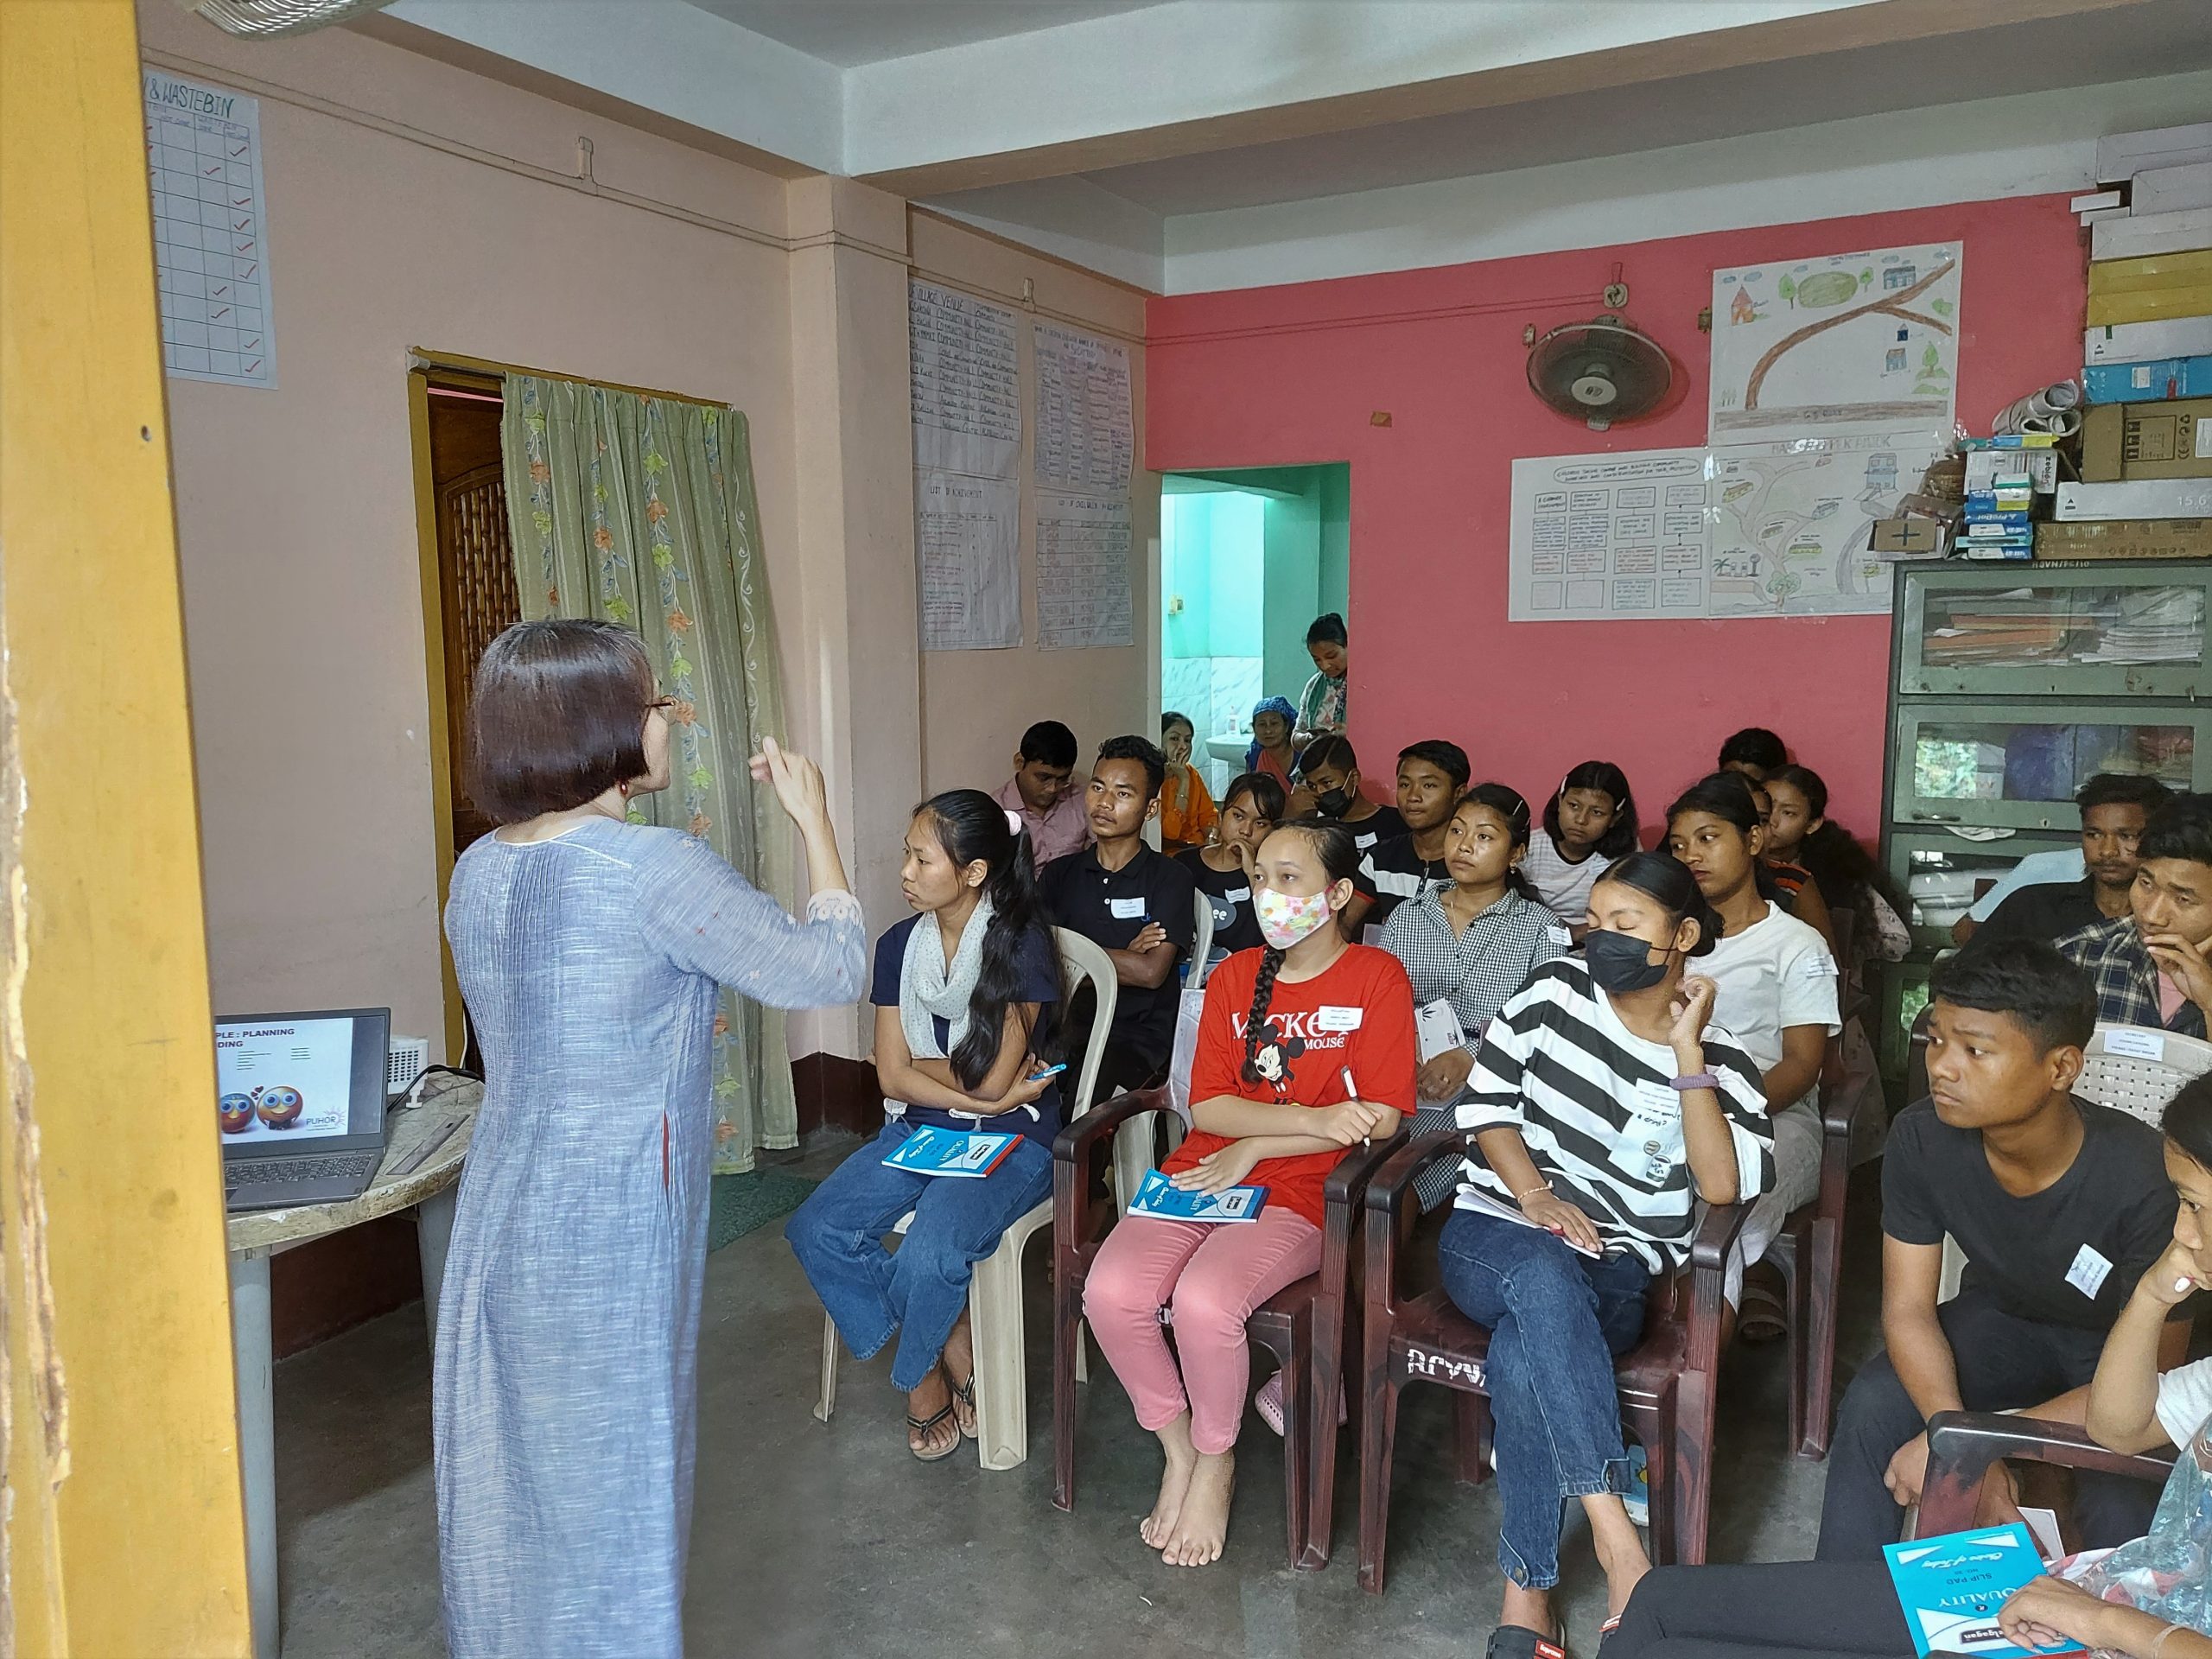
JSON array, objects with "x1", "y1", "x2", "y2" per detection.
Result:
[{"x1": 1205, "y1": 734, "x2": 1249, "y2": 764}]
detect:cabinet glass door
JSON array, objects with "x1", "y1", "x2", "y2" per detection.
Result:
[
  {"x1": 1885, "y1": 829, "x2": 2079, "y2": 951},
  {"x1": 1892, "y1": 702, "x2": 2204, "y2": 831},
  {"x1": 1897, "y1": 568, "x2": 2211, "y2": 698}
]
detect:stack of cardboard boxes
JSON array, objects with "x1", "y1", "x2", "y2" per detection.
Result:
[{"x1": 2050, "y1": 121, "x2": 2212, "y2": 560}]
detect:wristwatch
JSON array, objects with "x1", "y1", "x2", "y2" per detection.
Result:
[{"x1": 1669, "y1": 1073, "x2": 1719, "y2": 1091}]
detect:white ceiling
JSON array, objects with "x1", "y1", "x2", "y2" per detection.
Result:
[{"x1": 680, "y1": 0, "x2": 1166, "y2": 67}]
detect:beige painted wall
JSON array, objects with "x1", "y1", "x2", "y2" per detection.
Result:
[
  {"x1": 907, "y1": 213, "x2": 1157, "y2": 800},
  {"x1": 139, "y1": 6, "x2": 1150, "y2": 1065}
]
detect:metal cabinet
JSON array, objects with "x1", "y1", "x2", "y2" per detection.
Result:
[{"x1": 1896, "y1": 563, "x2": 2212, "y2": 699}]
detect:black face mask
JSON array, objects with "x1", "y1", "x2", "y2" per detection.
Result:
[
  {"x1": 1314, "y1": 786, "x2": 1351, "y2": 817},
  {"x1": 1584, "y1": 928, "x2": 1669, "y2": 994}
]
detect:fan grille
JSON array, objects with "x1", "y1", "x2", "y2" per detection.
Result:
[
  {"x1": 188, "y1": 0, "x2": 397, "y2": 37},
  {"x1": 1527, "y1": 316, "x2": 1673, "y2": 428}
]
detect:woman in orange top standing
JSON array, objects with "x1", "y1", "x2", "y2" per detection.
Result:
[
  {"x1": 1159, "y1": 711, "x2": 1217, "y2": 855},
  {"x1": 1084, "y1": 817, "x2": 1415, "y2": 1569}
]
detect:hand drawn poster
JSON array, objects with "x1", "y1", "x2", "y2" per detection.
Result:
[
  {"x1": 145, "y1": 69, "x2": 276, "y2": 388},
  {"x1": 917, "y1": 470, "x2": 1020, "y2": 650},
  {"x1": 910, "y1": 279, "x2": 1020, "y2": 480},
  {"x1": 1708, "y1": 243, "x2": 1960, "y2": 442}
]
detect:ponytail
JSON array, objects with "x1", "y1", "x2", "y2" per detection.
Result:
[{"x1": 913, "y1": 790, "x2": 1069, "y2": 1090}]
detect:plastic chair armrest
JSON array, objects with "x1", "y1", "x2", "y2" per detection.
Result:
[{"x1": 1917, "y1": 1410, "x2": 2178, "y2": 1536}]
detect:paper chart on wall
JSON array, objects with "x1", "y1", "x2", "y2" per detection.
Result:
[
  {"x1": 1507, "y1": 429, "x2": 1946, "y2": 622},
  {"x1": 1708, "y1": 242, "x2": 1960, "y2": 442},
  {"x1": 144, "y1": 69, "x2": 276, "y2": 388},
  {"x1": 1037, "y1": 493, "x2": 1134, "y2": 649},
  {"x1": 917, "y1": 470, "x2": 1022, "y2": 651},
  {"x1": 910, "y1": 279, "x2": 1020, "y2": 479},
  {"x1": 1033, "y1": 322, "x2": 1134, "y2": 495}
]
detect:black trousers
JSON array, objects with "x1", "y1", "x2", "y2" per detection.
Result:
[
  {"x1": 1606, "y1": 1564, "x2": 1910, "y2": 1658},
  {"x1": 1815, "y1": 1287, "x2": 2158, "y2": 1560}
]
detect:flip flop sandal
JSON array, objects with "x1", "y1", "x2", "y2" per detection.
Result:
[
  {"x1": 906, "y1": 1400, "x2": 961, "y2": 1463},
  {"x1": 1595, "y1": 1615, "x2": 1622, "y2": 1651},
  {"x1": 1484, "y1": 1624, "x2": 1567, "y2": 1659},
  {"x1": 948, "y1": 1369, "x2": 979, "y2": 1441}
]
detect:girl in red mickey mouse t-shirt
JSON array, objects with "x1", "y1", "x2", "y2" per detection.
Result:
[{"x1": 1084, "y1": 818, "x2": 1415, "y2": 1570}]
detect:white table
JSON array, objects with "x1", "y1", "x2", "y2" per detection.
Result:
[{"x1": 226, "y1": 1073, "x2": 479, "y2": 1659}]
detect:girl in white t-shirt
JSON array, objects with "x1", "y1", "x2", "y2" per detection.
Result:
[
  {"x1": 1523, "y1": 760, "x2": 1639, "y2": 936},
  {"x1": 1665, "y1": 771, "x2": 1840, "y2": 1316}
]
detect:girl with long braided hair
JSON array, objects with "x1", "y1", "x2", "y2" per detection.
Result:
[{"x1": 1084, "y1": 817, "x2": 1417, "y2": 1568}]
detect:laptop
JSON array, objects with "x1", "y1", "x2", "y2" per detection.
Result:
[{"x1": 217, "y1": 1007, "x2": 391, "y2": 1211}]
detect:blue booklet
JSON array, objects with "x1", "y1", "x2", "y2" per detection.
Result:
[
  {"x1": 1126, "y1": 1167, "x2": 1268, "y2": 1224},
  {"x1": 880, "y1": 1125, "x2": 1020, "y2": 1179},
  {"x1": 1881, "y1": 1523, "x2": 2081, "y2": 1656}
]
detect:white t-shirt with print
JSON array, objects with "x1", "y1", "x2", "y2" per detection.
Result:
[
  {"x1": 1522, "y1": 833, "x2": 1614, "y2": 926},
  {"x1": 2157, "y1": 1352, "x2": 2212, "y2": 1448},
  {"x1": 1699, "y1": 901, "x2": 1841, "y2": 1108}
]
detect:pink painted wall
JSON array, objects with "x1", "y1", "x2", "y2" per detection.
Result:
[{"x1": 1147, "y1": 195, "x2": 2088, "y2": 838}]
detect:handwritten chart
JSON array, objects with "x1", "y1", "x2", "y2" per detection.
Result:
[
  {"x1": 145, "y1": 70, "x2": 276, "y2": 389},
  {"x1": 1037, "y1": 494, "x2": 1135, "y2": 650},
  {"x1": 1033, "y1": 322, "x2": 1133, "y2": 496},
  {"x1": 910, "y1": 279, "x2": 1020, "y2": 480}
]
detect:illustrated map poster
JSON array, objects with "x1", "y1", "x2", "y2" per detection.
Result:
[
  {"x1": 1708, "y1": 242, "x2": 1960, "y2": 442},
  {"x1": 145, "y1": 69, "x2": 276, "y2": 389},
  {"x1": 1508, "y1": 429, "x2": 1947, "y2": 622}
]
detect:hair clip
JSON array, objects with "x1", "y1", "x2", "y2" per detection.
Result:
[{"x1": 1004, "y1": 808, "x2": 1026, "y2": 836}]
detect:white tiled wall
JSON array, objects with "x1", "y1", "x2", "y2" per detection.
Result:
[{"x1": 1162, "y1": 654, "x2": 1264, "y2": 795}]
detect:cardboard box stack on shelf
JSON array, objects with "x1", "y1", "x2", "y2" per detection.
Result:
[
  {"x1": 2052, "y1": 121, "x2": 2212, "y2": 561},
  {"x1": 1958, "y1": 435, "x2": 2049, "y2": 561}
]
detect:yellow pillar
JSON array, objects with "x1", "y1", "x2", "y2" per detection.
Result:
[{"x1": 1, "y1": 1, "x2": 254, "y2": 1652}]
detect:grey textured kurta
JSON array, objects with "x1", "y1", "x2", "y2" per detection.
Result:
[{"x1": 435, "y1": 818, "x2": 863, "y2": 1658}]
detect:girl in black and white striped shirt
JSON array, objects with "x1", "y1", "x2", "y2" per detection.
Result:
[{"x1": 1439, "y1": 852, "x2": 1775, "y2": 1659}]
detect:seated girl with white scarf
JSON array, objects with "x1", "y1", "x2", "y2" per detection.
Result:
[{"x1": 785, "y1": 789, "x2": 1066, "y2": 1461}]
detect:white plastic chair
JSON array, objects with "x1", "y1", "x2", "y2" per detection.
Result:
[
  {"x1": 1939, "y1": 1021, "x2": 2212, "y2": 1300},
  {"x1": 1190, "y1": 885, "x2": 1217, "y2": 988},
  {"x1": 814, "y1": 928, "x2": 1116, "y2": 1469}
]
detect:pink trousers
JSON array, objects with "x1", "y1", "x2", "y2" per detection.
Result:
[{"x1": 1082, "y1": 1207, "x2": 1323, "y2": 1455}]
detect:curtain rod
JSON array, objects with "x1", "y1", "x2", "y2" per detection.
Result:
[{"x1": 410, "y1": 349, "x2": 739, "y2": 412}]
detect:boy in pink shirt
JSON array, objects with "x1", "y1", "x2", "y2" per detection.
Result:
[{"x1": 993, "y1": 719, "x2": 1090, "y2": 869}]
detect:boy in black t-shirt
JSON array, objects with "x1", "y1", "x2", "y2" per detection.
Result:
[
  {"x1": 1815, "y1": 940, "x2": 2189, "y2": 1560},
  {"x1": 1343, "y1": 738, "x2": 1469, "y2": 935},
  {"x1": 1039, "y1": 734, "x2": 1196, "y2": 1106}
]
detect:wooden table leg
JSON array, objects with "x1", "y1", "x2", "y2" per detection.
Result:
[{"x1": 229, "y1": 1247, "x2": 278, "y2": 1659}]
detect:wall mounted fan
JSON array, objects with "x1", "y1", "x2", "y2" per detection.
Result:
[
  {"x1": 1525, "y1": 314, "x2": 1674, "y2": 431},
  {"x1": 180, "y1": 0, "x2": 397, "y2": 36}
]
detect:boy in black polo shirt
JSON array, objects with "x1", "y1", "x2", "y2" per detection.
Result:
[
  {"x1": 1974, "y1": 772, "x2": 2170, "y2": 949},
  {"x1": 1815, "y1": 939, "x2": 2188, "y2": 1560},
  {"x1": 1039, "y1": 734, "x2": 1197, "y2": 1105},
  {"x1": 1343, "y1": 738, "x2": 1469, "y2": 935}
]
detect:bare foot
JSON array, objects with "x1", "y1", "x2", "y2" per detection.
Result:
[
  {"x1": 1142, "y1": 1414, "x2": 1198, "y2": 1549},
  {"x1": 941, "y1": 1314, "x2": 976, "y2": 1438},
  {"x1": 1499, "y1": 1581, "x2": 1555, "y2": 1645},
  {"x1": 1162, "y1": 1449, "x2": 1234, "y2": 1567},
  {"x1": 906, "y1": 1369, "x2": 958, "y2": 1461},
  {"x1": 1586, "y1": 1493, "x2": 1651, "y2": 1618}
]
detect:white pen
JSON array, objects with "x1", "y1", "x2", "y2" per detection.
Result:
[{"x1": 1341, "y1": 1066, "x2": 1367, "y2": 1147}]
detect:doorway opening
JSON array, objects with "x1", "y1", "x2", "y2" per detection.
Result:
[{"x1": 1160, "y1": 463, "x2": 1348, "y2": 798}]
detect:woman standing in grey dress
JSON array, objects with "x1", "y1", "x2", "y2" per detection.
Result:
[{"x1": 435, "y1": 620, "x2": 865, "y2": 1658}]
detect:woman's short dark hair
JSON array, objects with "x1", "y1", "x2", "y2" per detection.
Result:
[
  {"x1": 1224, "y1": 771, "x2": 1287, "y2": 821},
  {"x1": 1718, "y1": 727, "x2": 1788, "y2": 774},
  {"x1": 1929, "y1": 938, "x2": 2095, "y2": 1052},
  {"x1": 1306, "y1": 612, "x2": 1347, "y2": 647},
  {"x1": 1593, "y1": 851, "x2": 1723, "y2": 957},
  {"x1": 2164, "y1": 1073, "x2": 2212, "y2": 1170},
  {"x1": 1543, "y1": 760, "x2": 1640, "y2": 859},
  {"x1": 468, "y1": 620, "x2": 656, "y2": 825}
]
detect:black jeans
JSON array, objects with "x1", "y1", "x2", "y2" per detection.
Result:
[
  {"x1": 1606, "y1": 1564, "x2": 1909, "y2": 1657},
  {"x1": 1815, "y1": 1287, "x2": 2158, "y2": 1560}
]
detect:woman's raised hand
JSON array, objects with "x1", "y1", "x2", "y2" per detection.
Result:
[
  {"x1": 749, "y1": 737, "x2": 831, "y2": 832},
  {"x1": 1667, "y1": 974, "x2": 1718, "y2": 1052}
]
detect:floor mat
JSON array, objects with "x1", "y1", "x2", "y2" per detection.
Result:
[{"x1": 708, "y1": 1168, "x2": 817, "y2": 1254}]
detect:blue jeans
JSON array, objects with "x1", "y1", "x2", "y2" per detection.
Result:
[
  {"x1": 784, "y1": 1122, "x2": 1052, "y2": 1393},
  {"x1": 1436, "y1": 1207, "x2": 1653, "y2": 1589}
]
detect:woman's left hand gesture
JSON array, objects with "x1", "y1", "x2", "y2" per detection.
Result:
[
  {"x1": 1417, "y1": 1048, "x2": 1476, "y2": 1103},
  {"x1": 749, "y1": 737, "x2": 830, "y2": 834},
  {"x1": 1995, "y1": 1573, "x2": 2107, "y2": 1653},
  {"x1": 1668, "y1": 975, "x2": 1718, "y2": 1052},
  {"x1": 1170, "y1": 1138, "x2": 1263, "y2": 1195}
]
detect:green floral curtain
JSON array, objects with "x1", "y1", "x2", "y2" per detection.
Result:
[{"x1": 500, "y1": 374, "x2": 801, "y2": 1172}]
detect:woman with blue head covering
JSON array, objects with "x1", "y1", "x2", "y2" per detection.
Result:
[{"x1": 1245, "y1": 696, "x2": 1302, "y2": 791}]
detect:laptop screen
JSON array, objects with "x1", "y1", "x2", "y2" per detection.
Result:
[{"x1": 215, "y1": 1008, "x2": 389, "y2": 1150}]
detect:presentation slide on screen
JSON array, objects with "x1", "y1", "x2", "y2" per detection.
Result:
[{"x1": 216, "y1": 1017, "x2": 357, "y2": 1142}]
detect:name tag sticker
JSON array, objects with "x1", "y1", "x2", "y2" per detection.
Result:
[
  {"x1": 1314, "y1": 1005, "x2": 1363, "y2": 1032},
  {"x1": 1609, "y1": 1082, "x2": 1684, "y2": 1179},
  {"x1": 1225, "y1": 887, "x2": 1251, "y2": 903},
  {"x1": 2066, "y1": 1243, "x2": 2113, "y2": 1300},
  {"x1": 2102, "y1": 1027, "x2": 2167, "y2": 1062},
  {"x1": 1109, "y1": 897, "x2": 1147, "y2": 920}
]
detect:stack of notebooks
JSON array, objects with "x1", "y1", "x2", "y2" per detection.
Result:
[{"x1": 1957, "y1": 436, "x2": 2048, "y2": 561}]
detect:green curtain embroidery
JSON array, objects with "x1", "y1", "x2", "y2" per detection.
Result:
[{"x1": 500, "y1": 375, "x2": 801, "y2": 1172}]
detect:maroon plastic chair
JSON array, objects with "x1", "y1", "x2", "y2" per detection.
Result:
[
  {"x1": 1917, "y1": 1410, "x2": 2177, "y2": 1538},
  {"x1": 1350, "y1": 1129, "x2": 1750, "y2": 1593},
  {"x1": 1765, "y1": 1031, "x2": 1869, "y2": 1459},
  {"x1": 1050, "y1": 1086, "x2": 1403, "y2": 1568}
]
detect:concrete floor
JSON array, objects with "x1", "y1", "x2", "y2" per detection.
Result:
[{"x1": 269, "y1": 1141, "x2": 1885, "y2": 1659}]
